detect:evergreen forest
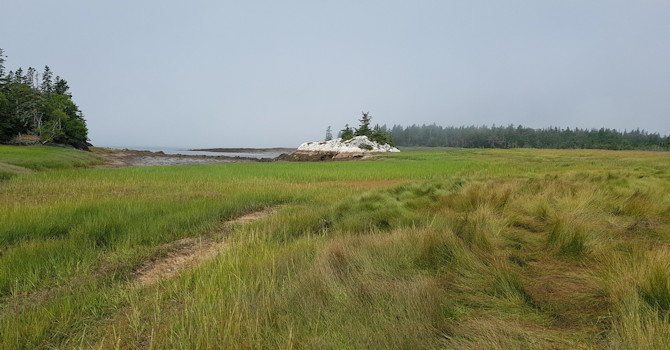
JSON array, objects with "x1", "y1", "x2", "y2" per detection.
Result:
[
  {"x1": 385, "y1": 124, "x2": 670, "y2": 150},
  {"x1": 0, "y1": 48, "x2": 89, "y2": 149}
]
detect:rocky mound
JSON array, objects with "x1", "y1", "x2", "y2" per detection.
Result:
[{"x1": 278, "y1": 136, "x2": 399, "y2": 161}]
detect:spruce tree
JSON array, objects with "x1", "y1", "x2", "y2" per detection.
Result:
[
  {"x1": 325, "y1": 125, "x2": 333, "y2": 141},
  {"x1": 41, "y1": 66, "x2": 53, "y2": 93},
  {"x1": 340, "y1": 124, "x2": 354, "y2": 140},
  {"x1": 53, "y1": 76, "x2": 70, "y2": 95},
  {"x1": 355, "y1": 112, "x2": 372, "y2": 137},
  {"x1": 371, "y1": 124, "x2": 393, "y2": 146},
  {"x1": 0, "y1": 48, "x2": 6, "y2": 78}
]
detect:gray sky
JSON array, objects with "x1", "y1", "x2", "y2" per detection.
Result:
[{"x1": 2, "y1": 1, "x2": 669, "y2": 148}]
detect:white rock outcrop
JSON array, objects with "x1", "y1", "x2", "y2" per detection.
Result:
[{"x1": 297, "y1": 136, "x2": 400, "y2": 154}]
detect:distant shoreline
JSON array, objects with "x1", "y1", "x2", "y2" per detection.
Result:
[
  {"x1": 96, "y1": 146, "x2": 296, "y2": 159},
  {"x1": 91, "y1": 148, "x2": 268, "y2": 168}
]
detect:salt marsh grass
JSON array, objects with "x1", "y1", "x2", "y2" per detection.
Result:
[
  {"x1": 0, "y1": 145, "x2": 103, "y2": 179},
  {"x1": 1, "y1": 146, "x2": 669, "y2": 348}
]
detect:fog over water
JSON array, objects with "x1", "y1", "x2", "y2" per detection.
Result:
[{"x1": 2, "y1": 1, "x2": 669, "y2": 148}]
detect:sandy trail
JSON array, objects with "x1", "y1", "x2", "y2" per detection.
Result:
[
  {"x1": 0, "y1": 207, "x2": 280, "y2": 317},
  {"x1": 133, "y1": 206, "x2": 279, "y2": 286}
]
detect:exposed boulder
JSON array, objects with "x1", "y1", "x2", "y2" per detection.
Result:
[{"x1": 283, "y1": 136, "x2": 399, "y2": 161}]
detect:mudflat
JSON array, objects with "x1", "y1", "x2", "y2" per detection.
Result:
[{"x1": 92, "y1": 148, "x2": 265, "y2": 167}]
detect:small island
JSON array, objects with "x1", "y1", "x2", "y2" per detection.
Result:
[{"x1": 282, "y1": 112, "x2": 399, "y2": 161}]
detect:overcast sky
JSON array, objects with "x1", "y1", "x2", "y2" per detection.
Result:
[{"x1": 2, "y1": 1, "x2": 669, "y2": 148}]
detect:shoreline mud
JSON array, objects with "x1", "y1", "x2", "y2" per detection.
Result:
[
  {"x1": 92, "y1": 148, "x2": 272, "y2": 168},
  {"x1": 92, "y1": 147, "x2": 386, "y2": 167}
]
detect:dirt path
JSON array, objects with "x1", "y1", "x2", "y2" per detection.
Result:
[{"x1": 133, "y1": 206, "x2": 280, "y2": 286}]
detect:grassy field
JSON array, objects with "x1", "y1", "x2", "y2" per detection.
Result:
[
  {"x1": 1, "y1": 146, "x2": 669, "y2": 349},
  {"x1": 0, "y1": 145, "x2": 104, "y2": 180}
]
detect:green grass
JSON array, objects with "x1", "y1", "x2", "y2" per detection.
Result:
[
  {"x1": 1, "y1": 146, "x2": 670, "y2": 348},
  {"x1": 0, "y1": 145, "x2": 103, "y2": 180}
]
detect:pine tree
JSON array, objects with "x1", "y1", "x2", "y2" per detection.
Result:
[
  {"x1": 41, "y1": 66, "x2": 53, "y2": 93},
  {"x1": 14, "y1": 68, "x2": 24, "y2": 84},
  {"x1": 340, "y1": 124, "x2": 354, "y2": 140},
  {"x1": 325, "y1": 126, "x2": 333, "y2": 141},
  {"x1": 53, "y1": 76, "x2": 70, "y2": 95},
  {"x1": 371, "y1": 124, "x2": 393, "y2": 146},
  {"x1": 0, "y1": 48, "x2": 6, "y2": 78},
  {"x1": 25, "y1": 67, "x2": 38, "y2": 89},
  {"x1": 355, "y1": 112, "x2": 372, "y2": 137}
]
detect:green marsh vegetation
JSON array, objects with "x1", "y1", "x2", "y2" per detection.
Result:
[
  {"x1": 0, "y1": 145, "x2": 103, "y2": 180},
  {"x1": 1, "y1": 146, "x2": 670, "y2": 348}
]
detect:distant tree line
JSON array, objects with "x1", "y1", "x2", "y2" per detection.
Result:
[
  {"x1": 333, "y1": 112, "x2": 394, "y2": 146},
  {"x1": 383, "y1": 124, "x2": 670, "y2": 150},
  {"x1": 0, "y1": 48, "x2": 89, "y2": 149}
]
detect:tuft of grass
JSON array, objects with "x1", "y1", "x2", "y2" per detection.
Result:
[
  {"x1": 639, "y1": 266, "x2": 670, "y2": 313},
  {"x1": 547, "y1": 216, "x2": 590, "y2": 257},
  {"x1": 332, "y1": 182, "x2": 445, "y2": 233},
  {"x1": 415, "y1": 228, "x2": 458, "y2": 271},
  {"x1": 450, "y1": 206, "x2": 503, "y2": 252},
  {"x1": 622, "y1": 190, "x2": 654, "y2": 216},
  {"x1": 490, "y1": 262, "x2": 532, "y2": 303}
]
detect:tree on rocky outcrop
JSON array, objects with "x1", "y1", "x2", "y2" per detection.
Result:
[
  {"x1": 325, "y1": 125, "x2": 333, "y2": 141},
  {"x1": 334, "y1": 112, "x2": 393, "y2": 145},
  {"x1": 339, "y1": 124, "x2": 354, "y2": 140},
  {"x1": 355, "y1": 112, "x2": 372, "y2": 137},
  {"x1": 371, "y1": 124, "x2": 393, "y2": 146}
]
